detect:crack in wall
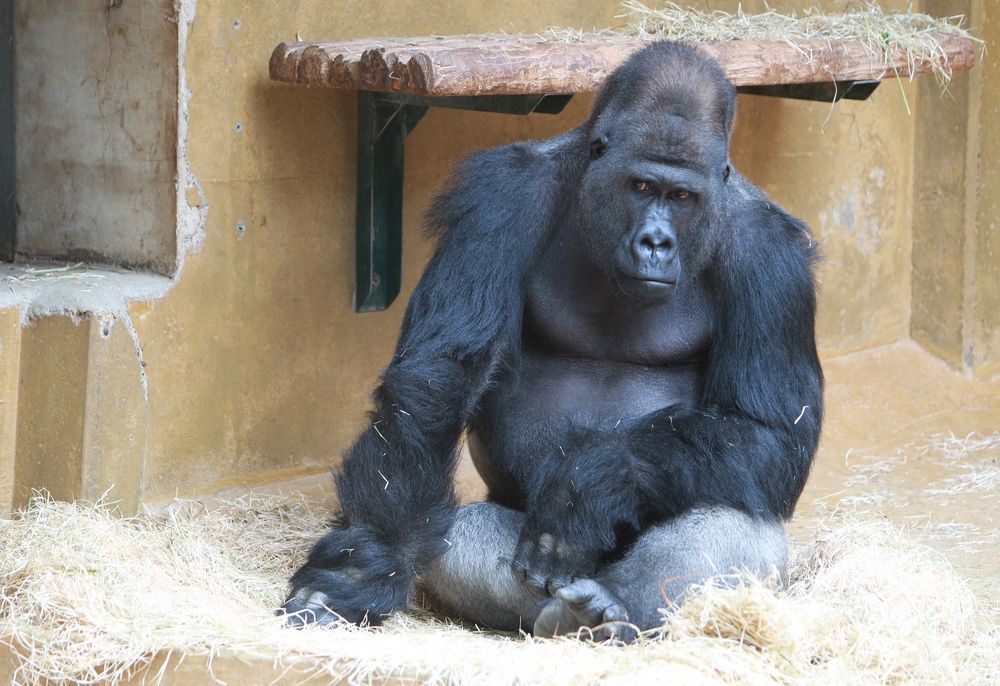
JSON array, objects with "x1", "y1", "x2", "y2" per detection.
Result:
[
  {"x1": 175, "y1": 0, "x2": 208, "y2": 270},
  {"x1": 116, "y1": 310, "x2": 151, "y2": 501}
]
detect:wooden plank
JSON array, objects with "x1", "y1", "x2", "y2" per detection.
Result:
[{"x1": 269, "y1": 33, "x2": 977, "y2": 96}]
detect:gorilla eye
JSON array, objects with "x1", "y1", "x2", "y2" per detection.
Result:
[
  {"x1": 631, "y1": 179, "x2": 655, "y2": 194},
  {"x1": 670, "y1": 189, "x2": 693, "y2": 201}
]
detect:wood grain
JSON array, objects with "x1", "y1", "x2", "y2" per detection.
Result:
[{"x1": 268, "y1": 33, "x2": 977, "y2": 96}]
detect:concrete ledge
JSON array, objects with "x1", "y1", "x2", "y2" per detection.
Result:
[{"x1": 0, "y1": 263, "x2": 173, "y2": 323}]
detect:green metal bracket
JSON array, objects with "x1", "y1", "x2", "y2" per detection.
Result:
[
  {"x1": 354, "y1": 92, "x2": 427, "y2": 313},
  {"x1": 352, "y1": 80, "x2": 879, "y2": 312},
  {"x1": 737, "y1": 79, "x2": 881, "y2": 103},
  {"x1": 354, "y1": 91, "x2": 573, "y2": 312}
]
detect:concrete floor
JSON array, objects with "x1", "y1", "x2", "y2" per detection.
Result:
[{"x1": 791, "y1": 341, "x2": 1000, "y2": 608}]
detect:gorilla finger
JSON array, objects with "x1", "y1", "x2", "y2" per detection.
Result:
[
  {"x1": 599, "y1": 605, "x2": 637, "y2": 644},
  {"x1": 545, "y1": 574, "x2": 571, "y2": 596},
  {"x1": 556, "y1": 579, "x2": 602, "y2": 608},
  {"x1": 278, "y1": 590, "x2": 343, "y2": 628},
  {"x1": 511, "y1": 540, "x2": 533, "y2": 565},
  {"x1": 617, "y1": 625, "x2": 639, "y2": 644},
  {"x1": 598, "y1": 622, "x2": 638, "y2": 645},
  {"x1": 282, "y1": 605, "x2": 341, "y2": 628},
  {"x1": 525, "y1": 568, "x2": 552, "y2": 594},
  {"x1": 510, "y1": 552, "x2": 531, "y2": 582},
  {"x1": 602, "y1": 603, "x2": 629, "y2": 623},
  {"x1": 595, "y1": 624, "x2": 631, "y2": 645}
]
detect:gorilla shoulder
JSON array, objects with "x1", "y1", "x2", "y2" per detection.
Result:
[
  {"x1": 427, "y1": 131, "x2": 584, "y2": 238},
  {"x1": 725, "y1": 172, "x2": 817, "y2": 261}
]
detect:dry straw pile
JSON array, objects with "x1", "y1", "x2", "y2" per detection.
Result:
[
  {"x1": 1, "y1": 494, "x2": 998, "y2": 685},
  {"x1": 545, "y1": 1, "x2": 981, "y2": 84}
]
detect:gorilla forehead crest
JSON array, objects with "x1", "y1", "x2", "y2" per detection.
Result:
[{"x1": 589, "y1": 42, "x2": 737, "y2": 163}]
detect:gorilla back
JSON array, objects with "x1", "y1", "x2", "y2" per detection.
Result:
[{"x1": 283, "y1": 41, "x2": 823, "y2": 638}]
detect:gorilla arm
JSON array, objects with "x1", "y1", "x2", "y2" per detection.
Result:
[
  {"x1": 513, "y1": 202, "x2": 823, "y2": 592},
  {"x1": 284, "y1": 143, "x2": 559, "y2": 625}
]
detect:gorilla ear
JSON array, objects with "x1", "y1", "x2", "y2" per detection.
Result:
[{"x1": 589, "y1": 135, "x2": 608, "y2": 160}]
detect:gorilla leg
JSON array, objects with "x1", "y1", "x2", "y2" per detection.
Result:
[
  {"x1": 425, "y1": 504, "x2": 786, "y2": 639},
  {"x1": 535, "y1": 507, "x2": 788, "y2": 638},
  {"x1": 421, "y1": 502, "x2": 540, "y2": 631}
]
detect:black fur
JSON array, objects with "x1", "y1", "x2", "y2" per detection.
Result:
[{"x1": 282, "y1": 41, "x2": 823, "y2": 625}]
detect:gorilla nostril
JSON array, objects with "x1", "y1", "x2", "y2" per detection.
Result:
[{"x1": 638, "y1": 233, "x2": 675, "y2": 258}]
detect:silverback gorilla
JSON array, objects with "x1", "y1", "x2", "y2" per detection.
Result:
[{"x1": 282, "y1": 41, "x2": 823, "y2": 640}]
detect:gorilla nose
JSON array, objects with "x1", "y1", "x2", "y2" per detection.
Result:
[{"x1": 632, "y1": 226, "x2": 676, "y2": 263}]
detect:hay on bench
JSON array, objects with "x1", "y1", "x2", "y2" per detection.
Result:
[
  {"x1": 1, "y1": 494, "x2": 998, "y2": 685},
  {"x1": 543, "y1": 1, "x2": 982, "y2": 84}
]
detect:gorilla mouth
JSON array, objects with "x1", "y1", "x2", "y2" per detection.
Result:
[
  {"x1": 633, "y1": 277, "x2": 676, "y2": 286},
  {"x1": 618, "y1": 268, "x2": 677, "y2": 288},
  {"x1": 614, "y1": 269, "x2": 678, "y2": 298}
]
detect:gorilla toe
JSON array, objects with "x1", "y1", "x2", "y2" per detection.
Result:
[{"x1": 533, "y1": 579, "x2": 636, "y2": 643}]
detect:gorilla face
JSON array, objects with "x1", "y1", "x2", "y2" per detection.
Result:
[
  {"x1": 614, "y1": 158, "x2": 705, "y2": 298},
  {"x1": 580, "y1": 119, "x2": 725, "y2": 304}
]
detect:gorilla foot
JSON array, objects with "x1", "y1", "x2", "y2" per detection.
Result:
[{"x1": 533, "y1": 579, "x2": 636, "y2": 643}]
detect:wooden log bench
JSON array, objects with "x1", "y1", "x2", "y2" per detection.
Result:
[{"x1": 269, "y1": 34, "x2": 976, "y2": 312}]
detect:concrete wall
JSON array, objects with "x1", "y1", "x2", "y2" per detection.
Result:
[
  {"x1": 972, "y1": 4, "x2": 1000, "y2": 377},
  {"x1": 0, "y1": 0, "x2": 995, "y2": 511},
  {"x1": 734, "y1": 88, "x2": 915, "y2": 356},
  {"x1": 13, "y1": 0, "x2": 177, "y2": 273},
  {"x1": 912, "y1": 0, "x2": 1000, "y2": 377},
  {"x1": 0, "y1": 310, "x2": 19, "y2": 504}
]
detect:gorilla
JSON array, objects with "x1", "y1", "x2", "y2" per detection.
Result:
[{"x1": 282, "y1": 41, "x2": 823, "y2": 640}]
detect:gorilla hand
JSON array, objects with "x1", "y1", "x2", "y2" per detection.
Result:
[
  {"x1": 512, "y1": 520, "x2": 600, "y2": 595},
  {"x1": 512, "y1": 445, "x2": 644, "y2": 595},
  {"x1": 511, "y1": 485, "x2": 617, "y2": 594},
  {"x1": 281, "y1": 525, "x2": 412, "y2": 626}
]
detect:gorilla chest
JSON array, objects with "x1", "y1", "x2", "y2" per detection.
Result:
[
  {"x1": 513, "y1": 267, "x2": 714, "y2": 422},
  {"x1": 522, "y1": 264, "x2": 714, "y2": 364},
  {"x1": 466, "y1": 278, "x2": 712, "y2": 504},
  {"x1": 469, "y1": 350, "x2": 706, "y2": 506}
]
